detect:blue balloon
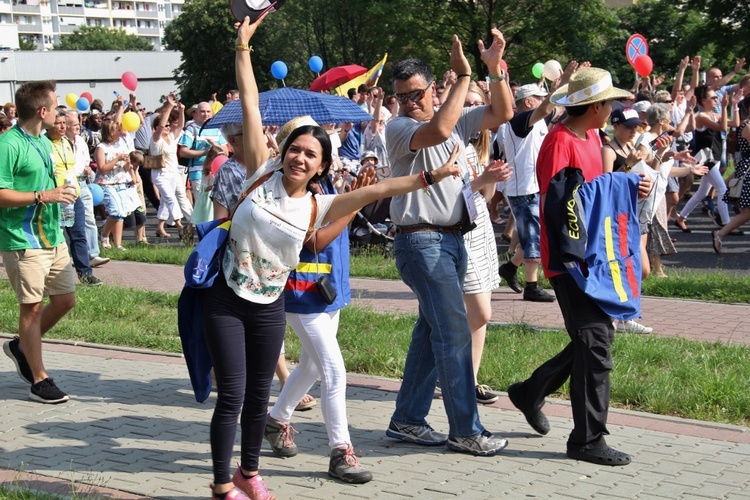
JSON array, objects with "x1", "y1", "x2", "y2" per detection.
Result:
[
  {"x1": 88, "y1": 183, "x2": 104, "y2": 206},
  {"x1": 76, "y1": 97, "x2": 90, "y2": 112},
  {"x1": 309, "y1": 55, "x2": 323, "y2": 73},
  {"x1": 271, "y1": 61, "x2": 288, "y2": 80}
]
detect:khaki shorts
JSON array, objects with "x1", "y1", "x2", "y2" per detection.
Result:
[{"x1": 1, "y1": 243, "x2": 76, "y2": 304}]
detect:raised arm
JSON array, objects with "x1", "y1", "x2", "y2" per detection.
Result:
[
  {"x1": 478, "y1": 28, "x2": 513, "y2": 131},
  {"x1": 152, "y1": 95, "x2": 176, "y2": 143},
  {"x1": 409, "y1": 36, "x2": 472, "y2": 150},
  {"x1": 672, "y1": 56, "x2": 689, "y2": 101},
  {"x1": 235, "y1": 15, "x2": 272, "y2": 179},
  {"x1": 709, "y1": 58, "x2": 745, "y2": 91}
]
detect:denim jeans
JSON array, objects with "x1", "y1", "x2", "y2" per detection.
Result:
[
  {"x1": 78, "y1": 184, "x2": 100, "y2": 259},
  {"x1": 507, "y1": 193, "x2": 541, "y2": 260},
  {"x1": 391, "y1": 230, "x2": 484, "y2": 438},
  {"x1": 65, "y1": 197, "x2": 92, "y2": 277}
]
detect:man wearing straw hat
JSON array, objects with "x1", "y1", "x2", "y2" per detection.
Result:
[{"x1": 506, "y1": 67, "x2": 651, "y2": 466}]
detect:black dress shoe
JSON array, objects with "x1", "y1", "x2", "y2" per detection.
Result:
[
  {"x1": 523, "y1": 286, "x2": 556, "y2": 302},
  {"x1": 567, "y1": 446, "x2": 631, "y2": 466},
  {"x1": 499, "y1": 263, "x2": 523, "y2": 293},
  {"x1": 507, "y1": 382, "x2": 550, "y2": 435}
]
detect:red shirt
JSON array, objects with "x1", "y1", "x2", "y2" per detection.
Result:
[{"x1": 537, "y1": 122, "x2": 604, "y2": 277}]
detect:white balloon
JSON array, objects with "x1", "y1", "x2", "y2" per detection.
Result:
[{"x1": 543, "y1": 60, "x2": 563, "y2": 81}]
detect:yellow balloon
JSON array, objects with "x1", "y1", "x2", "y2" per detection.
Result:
[
  {"x1": 65, "y1": 93, "x2": 78, "y2": 109},
  {"x1": 122, "y1": 111, "x2": 141, "y2": 133}
]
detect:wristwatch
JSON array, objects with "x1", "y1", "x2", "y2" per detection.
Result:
[{"x1": 489, "y1": 69, "x2": 506, "y2": 83}]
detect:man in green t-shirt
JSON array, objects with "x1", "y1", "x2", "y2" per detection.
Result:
[{"x1": 0, "y1": 80, "x2": 78, "y2": 404}]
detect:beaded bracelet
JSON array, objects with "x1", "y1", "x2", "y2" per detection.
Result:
[{"x1": 235, "y1": 43, "x2": 253, "y2": 53}]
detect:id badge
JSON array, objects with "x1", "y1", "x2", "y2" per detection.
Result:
[{"x1": 461, "y1": 183, "x2": 478, "y2": 223}]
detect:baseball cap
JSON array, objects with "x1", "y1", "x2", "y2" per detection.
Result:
[
  {"x1": 610, "y1": 107, "x2": 645, "y2": 127},
  {"x1": 515, "y1": 84, "x2": 548, "y2": 102}
]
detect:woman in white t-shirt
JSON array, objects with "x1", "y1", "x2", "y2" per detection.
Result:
[
  {"x1": 94, "y1": 120, "x2": 133, "y2": 250},
  {"x1": 204, "y1": 15, "x2": 461, "y2": 500},
  {"x1": 150, "y1": 95, "x2": 186, "y2": 238}
]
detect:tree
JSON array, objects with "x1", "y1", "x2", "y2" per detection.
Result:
[
  {"x1": 53, "y1": 26, "x2": 153, "y2": 51},
  {"x1": 18, "y1": 36, "x2": 36, "y2": 51},
  {"x1": 163, "y1": 0, "x2": 237, "y2": 104}
]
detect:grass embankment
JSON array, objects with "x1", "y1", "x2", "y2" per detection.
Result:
[{"x1": 1, "y1": 282, "x2": 747, "y2": 426}]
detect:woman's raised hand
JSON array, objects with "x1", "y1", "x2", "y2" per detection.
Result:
[{"x1": 235, "y1": 12, "x2": 269, "y2": 46}]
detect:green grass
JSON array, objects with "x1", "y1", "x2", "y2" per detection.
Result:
[
  {"x1": 3, "y1": 282, "x2": 746, "y2": 426},
  {"x1": 99, "y1": 244, "x2": 750, "y2": 303},
  {"x1": 0, "y1": 486, "x2": 65, "y2": 500}
]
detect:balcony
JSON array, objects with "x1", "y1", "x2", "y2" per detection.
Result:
[
  {"x1": 17, "y1": 22, "x2": 42, "y2": 33},
  {"x1": 57, "y1": 5, "x2": 83, "y2": 15},
  {"x1": 111, "y1": 8, "x2": 136, "y2": 19},
  {"x1": 58, "y1": 23, "x2": 82, "y2": 32},
  {"x1": 137, "y1": 25, "x2": 158, "y2": 35},
  {"x1": 12, "y1": 3, "x2": 40, "y2": 12},
  {"x1": 136, "y1": 9, "x2": 157, "y2": 19},
  {"x1": 83, "y1": 6, "x2": 108, "y2": 17}
]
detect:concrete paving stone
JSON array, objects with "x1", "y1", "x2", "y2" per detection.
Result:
[
  {"x1": 725, "y1": 493, "x2": 750, "y2": 500},
  {"x1": 685, "y1": 483, "x2": 744, "y2": 498},
  {"x1": 711, "y1": 469, "x2": 750, "y2": 487},
  {"x1": 638, "y1": 482, "x2": 693, "y2": 498},
  {"x1": 602, "y1": 479, "x2": 647, "y2": 498},
  {"x1": 663, "y1": 470, "x2": 723, "y2": 488}
]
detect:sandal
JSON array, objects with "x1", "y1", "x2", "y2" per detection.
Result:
[
  {"x1": 712, "y1": 230, "x2": 722, "y2": 254},
  {"x1": 295, "y1": 394, "x2": 317, "y2": 412},
  {"x1": 100, "y1": 237, "x2": 111, "y2": 250},
  {"x1": 567, "y1": 446, "x2": 631, "y2": 466}
]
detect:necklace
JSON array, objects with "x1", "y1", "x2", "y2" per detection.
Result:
[{"x1": 564, "y1": 121, "x2": 586, "y2": 140}]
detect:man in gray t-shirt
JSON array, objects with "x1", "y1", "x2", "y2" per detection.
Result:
[{"x1": 383, "y1": 30, "x2": 513, "y2": 456}]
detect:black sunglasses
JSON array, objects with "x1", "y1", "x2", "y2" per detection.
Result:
[{"x1": 395, "y1": 81, "x2": 433, "y2": 104}]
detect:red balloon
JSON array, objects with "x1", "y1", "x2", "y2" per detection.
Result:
[
  {"x1": 80, "y1": 92, "x2": 93, "y2": 104},
  {"x1": 633, "y1": 55, "x2": 653, "y2": 77},
  {"x1": 121, "y1": 71, "x2": 138, "y2": 92}
]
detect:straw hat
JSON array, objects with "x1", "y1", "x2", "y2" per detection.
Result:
[
  {"x1": 275, "y1": 115, "x2": 319, "y2": 150},
  {"x1": 550, "y1": 68, "x2": 632, "y2": 107}
]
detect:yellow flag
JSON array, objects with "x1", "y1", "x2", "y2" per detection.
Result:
[{"x1": 333, "y1": 54, "x2": 388, "y2": 97}]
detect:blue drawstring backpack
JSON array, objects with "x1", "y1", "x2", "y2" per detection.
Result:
[{"x1": 178, "y1": 173, "x2": 272, "y2": 402}]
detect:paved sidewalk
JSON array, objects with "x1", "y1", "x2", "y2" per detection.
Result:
[
  {"x1": 1, "y1": 341, "x2": 749, "y2": 499},
  {"x1": 1, "y1": 261, "x2": 750, "y2": 499}
]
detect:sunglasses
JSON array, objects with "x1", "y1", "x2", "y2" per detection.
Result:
[{"x1": 395, "y1": 81, "x2": 433, "y2": 104}]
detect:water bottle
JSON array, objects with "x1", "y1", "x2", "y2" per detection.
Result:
[{"x1": 60, "y1": 178, "x2": 76, "y2": 228}]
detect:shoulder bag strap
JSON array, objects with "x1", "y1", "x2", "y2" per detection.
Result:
[
  {"x1": 307, "y1": 194, "x2": 318, "y2": 239},
  {"x1": 229, "y1": 172, "x2": 274, "y2": 220}
]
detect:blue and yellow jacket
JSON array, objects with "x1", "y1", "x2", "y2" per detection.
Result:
[{"x1": 545, "y1": 167, "x2": 642, "y2": 320}]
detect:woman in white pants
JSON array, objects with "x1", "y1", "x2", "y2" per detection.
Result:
[
  {"x1": 675, "y1": 86, "x2": 740, "y2": 232},
  {"x1": 264, "y1": 169, "x2": 374, "y2": 485},
  {"x1": 150, "y1": 95, "x2": 188, "y2": 238}
]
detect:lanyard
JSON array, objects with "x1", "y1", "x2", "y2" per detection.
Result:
[
  {"x1": 18, "y1": 125, "x2": 56, "y2": 186},
  {"x1": 51, "y1": 136, "x2": 73, "y2": 174}
]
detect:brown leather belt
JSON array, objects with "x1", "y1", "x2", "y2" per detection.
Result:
[{"x1": 396, "y1": 224, "x2": 462, "y2": 235}]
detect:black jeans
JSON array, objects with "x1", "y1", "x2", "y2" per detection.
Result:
[
  {"x1": 516, "y1": 273, "x2": 614, "y2": 450},
  {"x1": 202, "y1": 275, "x2": 286, "y2": 484}
]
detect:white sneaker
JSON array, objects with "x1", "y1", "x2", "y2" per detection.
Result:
[
  {"x1": 619, "y1": 320, "x2": 653, "y2": 334},
  {"x1": 89, "y1": 256, "x2": 110, "y2": 268}
]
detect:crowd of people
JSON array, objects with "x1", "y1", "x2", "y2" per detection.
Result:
[{"x1": 1, "y1": 9, "x2": 749, "y2": 500}]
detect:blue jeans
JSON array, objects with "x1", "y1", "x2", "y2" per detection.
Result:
[
  {"x1": 391, "y1": 230, "x2": 484, "y2": 438},
  {"x1": 507, "y1": 193, "x2": 541, "y2": 260},
  {"x1": 66, "y1": 197, "x2": 92, "y2": 277}
]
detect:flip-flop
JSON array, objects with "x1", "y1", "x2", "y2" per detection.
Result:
[
  {"x1": 295, "y1": 394, "x2": 316, "y2": 412},
  {"x1": 567, "y1": 446, "x2": 631, "y2": 466},
  {"x1": 712, "y1": 230, "x2": 722, "y2": 254}
]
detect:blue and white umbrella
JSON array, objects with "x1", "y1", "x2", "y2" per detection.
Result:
[{"x1": 204, "y1": 87, "x2": 373, "y2": 128}]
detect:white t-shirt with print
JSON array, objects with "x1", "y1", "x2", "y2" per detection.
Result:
[{"x1": 222, "y1": 165, "x2": 335, "y2": 304}]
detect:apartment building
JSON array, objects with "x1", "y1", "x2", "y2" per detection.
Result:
[{"x1": 0, "y1": 0, "x2": 185, "y2": 51}]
